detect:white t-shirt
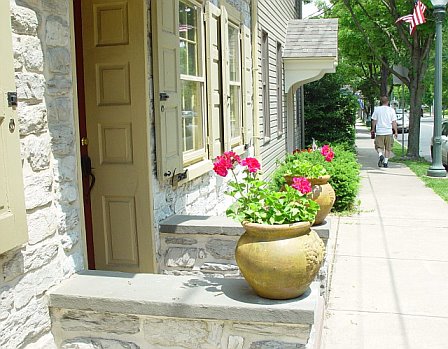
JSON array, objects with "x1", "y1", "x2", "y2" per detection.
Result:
[{"x1": 371, "y1": 106, "x2": 397, "y2": 135}]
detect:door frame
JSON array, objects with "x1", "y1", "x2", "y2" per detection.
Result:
[
  {"x1": 71, "y1": 0, "x2": 156, "y2": 272},
  {"x1": 73, "y1": 0, "x2": 95, "y2": 269}
]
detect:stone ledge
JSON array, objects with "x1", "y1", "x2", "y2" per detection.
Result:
[
  {"x1": 159, "y1": 214, "x2": 331, "y2": 240},
  {"x1": 48, "y1": 271, "x2": 319, "y2": 325},
  {"x1": 159, "y1": 215, "x2": 244, "y2": 236}
]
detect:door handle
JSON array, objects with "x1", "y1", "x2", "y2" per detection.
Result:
[
  {"x1": 160, "y1": 92, "x2": 170, "y2": 101},
  {"x1": 81, "y1": 155, "x2": 96, "y2": 195}
]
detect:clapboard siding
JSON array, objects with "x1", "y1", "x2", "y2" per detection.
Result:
[{"x1": 257, "y1": 0, "x2": 296, "y2": 178}]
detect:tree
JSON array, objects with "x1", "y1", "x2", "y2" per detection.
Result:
[
  {"x1": 328, "y1": 0, "x2": 438, "y2": 158},
  {"x1": 304, "y1": 72, "x2": 358, "y2": 147}
]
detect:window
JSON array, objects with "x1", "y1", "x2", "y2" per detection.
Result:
[
  {"x1": 276, "y1": 42, "x2": 283, "y2": 135},
  {"x1": 153, "y1": 0, "x2": 254, "y2": 181},
  {"x1": 261, "y1": 30, "x2": 270, "y2": 140},
  {"x1": 228, "y1": 22, "x2": 242, "y2": 147},
  {"x1": 179, "y1": 0, "x2": 206, "y2": 165}
]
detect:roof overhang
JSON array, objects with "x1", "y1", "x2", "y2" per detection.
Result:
[
  {"x1": 283, "y1": 19, "x2": 338, "y2": 92},
  {"x1": 284, "y1": 57, "x2": 337, "y2": 92}
]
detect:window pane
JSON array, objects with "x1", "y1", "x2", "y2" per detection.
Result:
[
  {"x1": 179, "y1": 1, "x2": 198, "y2": 76},
  {"x1": 230, "y1": 85, "x2": 241, "y2": 139},
  {"x1": 228, "y1": 25, "x2": 240, "y2": 82},
  {"x1": 187, "y1": 42, "x2": 197, "y2": 76},
  {"x1": 181, "y1": 80, "x2": 204, "y2": 152}
]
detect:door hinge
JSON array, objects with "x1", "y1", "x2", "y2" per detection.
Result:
[{"x1": 7, "y1": 92, "x2": 17, "y2": 107}]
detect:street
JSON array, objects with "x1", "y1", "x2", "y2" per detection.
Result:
[{"x1": 396, "y1": 115, "x2": 435, "y2": 161}]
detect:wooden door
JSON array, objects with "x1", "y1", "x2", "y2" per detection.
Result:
[{"x1": 81, "y1": 0, "x2": 155, "y2": 272}]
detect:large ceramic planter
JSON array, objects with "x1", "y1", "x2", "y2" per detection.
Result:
[
  {"x1": 285, "y1": 175, "x2": 336, "y2": 225},
  {"x1": 235, "y1": 221, "x2": 325, "y2": 300}
]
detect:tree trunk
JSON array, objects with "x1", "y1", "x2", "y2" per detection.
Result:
[
  {"x1": 380, "y1": 58, "x2": 389, "y2": 97},
  {"x1": 406, "y1": 41, "x2": 429, "y2": 159}
]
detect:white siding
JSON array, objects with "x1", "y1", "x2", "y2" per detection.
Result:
[{"x1": 257, "y1": 0, "x2": 297, "y2": 178}]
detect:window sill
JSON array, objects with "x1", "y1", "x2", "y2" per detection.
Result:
[{"x1": 177, "y1": 159, "x2": 213, "y2": 186}]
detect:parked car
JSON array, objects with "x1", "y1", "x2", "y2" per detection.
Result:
[
  {"x1": 395, "y1": 109, "x2": 409, "y2": 133},
  {"x1": 431, "y1": 119, "x2": 448, "y2": 169}
]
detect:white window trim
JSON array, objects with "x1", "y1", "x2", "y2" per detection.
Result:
[{"x1": 180, "y1": 0, "x2": 207, "y2": 166}]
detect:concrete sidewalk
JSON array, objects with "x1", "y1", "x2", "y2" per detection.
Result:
[{"x1": 321, "y1": 122, "x2": 448, "y2": 349}]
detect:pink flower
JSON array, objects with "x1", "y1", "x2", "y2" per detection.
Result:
[
  {"x1": 291, "y1": 177, "x2": 312, "y2": 195},
  {"x1": 325, "y1": 152, "x2": 334, "y2": 162},
  {"x1": 213, "y1": 152, "x2": 242, "y2": 177},
  {"x1": 321, "y1": 144, "x2": 334, "y2": 162},
  {"x1": 242, "y1": 157, "x2": 261, "y2": 173},
  {"x1": 321, "y1": 145, "x2": 331, "y2": 156},
  {"x1": 213, "y1": 160, "x2": 229, "y2": 177},
  {"x1": 222, "y1": 151, "x2": 241, "y2": 165}
]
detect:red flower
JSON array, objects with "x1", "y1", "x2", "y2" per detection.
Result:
[
  {"x1": 213, "y1": 151, "x2": 242, "y2": 177},
  {"x1": 224, "y1": 151, "x2": 242, "y2": 165},
  {"x1": 213, "y1": 160, "x2": 230, "y2": 177},
  {"x1": 325, "y1": 152, "x2": 334, "y2": 162},
  {"x1": 321, "y1": 144, "x2": 334, "y2": 162},
  {"x1": 291, "y1": 177, "x2": 312, "y2": 195},
  {"x1": 242, "y1": 157, "x2": 261, "y2": 173}
]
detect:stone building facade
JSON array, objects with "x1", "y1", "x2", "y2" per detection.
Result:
[
  {"x1": 1, "y1": 1, "x2": 83, "y2": 348},
  {"x1": 0, "y1": 0, "x2": 337, "y2": 347}
]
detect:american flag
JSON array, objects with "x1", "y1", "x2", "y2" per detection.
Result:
[{"x1": 396, "y1": 0, "x2": 427, "y2": 35}]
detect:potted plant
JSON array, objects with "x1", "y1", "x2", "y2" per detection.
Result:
[
  {"x1": 279, "y1": 145, "x2": 336, "y2": 225},
  {"x1": 213, "y1": 152, "x2": 325, "y2": 300}
]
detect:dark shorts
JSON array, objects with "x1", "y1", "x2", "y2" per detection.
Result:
[{"x1": 375, "y1": 134, "x2": 393, "y2": 151}]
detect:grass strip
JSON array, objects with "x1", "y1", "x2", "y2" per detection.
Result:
[{"x1": 390, "y1": 141, "x2": 448, "y2": 203}]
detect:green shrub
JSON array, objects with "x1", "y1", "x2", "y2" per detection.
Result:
[
  {"x1": 304, "y1": 74, "x2": 358, "y2": 147},
  {"x1": 271, "y1": 143, "x2": 361, "y2": 212}
]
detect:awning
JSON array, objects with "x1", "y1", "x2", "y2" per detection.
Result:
[{"x1": 283, "y1": 19, "x2": 338, "y2": 92}]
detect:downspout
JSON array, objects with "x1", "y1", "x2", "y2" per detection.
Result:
[
  {"x1": 296, "y1": 0, "x2": 302, "y2": 19},
  {"x1": 251, "y1": 0, "x2": 260, "y2": 158}
]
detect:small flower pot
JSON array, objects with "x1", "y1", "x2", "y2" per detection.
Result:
[{"x1": 285, "y1": 175, "x2": 335, "y2": 225}]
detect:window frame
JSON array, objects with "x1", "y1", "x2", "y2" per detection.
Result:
[
  {"x1": 227, "y1": 20, "x2": 243, "y2": 149},
  {"x1": 179, "y1": 0, "x2": 207, "y2": 166},
  {"x1": 261, "y1": 29, "x2": 270, "y2": 141},
  {"x1": 276, "y1": 41, "x2": 283, "y2": 136},
  {"x1": 173, "y1": 1, "x2": 253, "y2": 183}
]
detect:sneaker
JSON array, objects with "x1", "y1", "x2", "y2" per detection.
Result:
[
  {"x1": 378, "y1": 155, "x2": 384, "y2": 167},
  {"x1": 383, "y1": 162, "x2": 388, "y2": 168}
]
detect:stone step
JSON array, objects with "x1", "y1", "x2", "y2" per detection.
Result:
[
  {"x1": 48, "y1": 271, "x2": 324, "y2": 349},
  {"x1": 158, "y1": 215, "x2": 330, "y2": 277}
]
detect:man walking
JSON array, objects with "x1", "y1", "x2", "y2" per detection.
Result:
[{"x1": 371, "y1": 96, "x2": 398, "y2": 168}]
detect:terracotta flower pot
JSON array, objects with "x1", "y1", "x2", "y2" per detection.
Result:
[
  {"x1": 235, "y1": 221, "x2": 325, "y2": 300},
  {"x1": 285, "y1": 175, "x2": 335, "y2": 225}
]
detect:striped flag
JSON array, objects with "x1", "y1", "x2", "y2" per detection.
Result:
[{"x1": 396, "y1": 0, "x2": 427, "y2": 35}]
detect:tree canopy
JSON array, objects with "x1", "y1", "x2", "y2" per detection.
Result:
[{"x1": 311, "y1": 0, "x2": 447, "y2": 158}]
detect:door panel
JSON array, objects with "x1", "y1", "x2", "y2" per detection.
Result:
[{"x1": 81, "y1": 0, "x2": 154, "y2": 272}]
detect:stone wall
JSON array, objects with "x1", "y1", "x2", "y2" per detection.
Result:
[
  {"x1": 51, "y1": 308, "x2": 309, "y2": 349},
  {"x1": 0, "y1": 1, "x2": 83, "y2": 348},
  {"x1": 48, "y1": 272, "x2": 319, "y2": 349}
]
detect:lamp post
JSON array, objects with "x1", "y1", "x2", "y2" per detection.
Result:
[{"x1": 428, "y1": 0, "x2": 448, "y2": 178}]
